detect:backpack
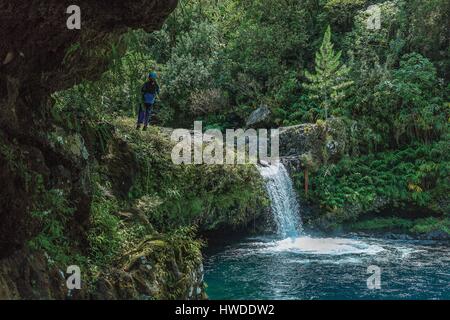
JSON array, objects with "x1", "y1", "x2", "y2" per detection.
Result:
[
  {"x1": 144, "y1": 92, "x2": 156, "y2": 104},
  {"x1": 142, "y1": 81, "x2": 158, "y2": 104}
]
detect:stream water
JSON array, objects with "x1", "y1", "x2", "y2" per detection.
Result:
[{"x1": 204, "y1": 162, "x2": 450, "y2": 300}]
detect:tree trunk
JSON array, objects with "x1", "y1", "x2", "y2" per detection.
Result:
[{"x1": 304, "y1": 168, "x2": 309, "y2": 196}]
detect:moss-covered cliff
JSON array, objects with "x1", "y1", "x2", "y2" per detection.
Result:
[
  {"x1": 0, "y1": 0, "x2": 177, "y2": 259},
  {"x1": 0, "y1": 0, "x2": 270, "y2": 300},
  {"x1": 0, "y1": 114, "x2": 269, "y2": 299}
]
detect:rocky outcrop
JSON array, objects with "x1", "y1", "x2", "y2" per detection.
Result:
[
  {"x1": 0, "y1": 1, "x2": 178, "y2": 119},
  {"x1": 279, "y1": 117, "x2": 348, "y2": 172},
  {"x1": 0, "y1": 249, "x2": 77, "y2": 299},
  {"x1": 0, "y1": 1, "x2": 179, "y2": 299},
  {"x1": 0, "y1": 0, "x2": 177, "y2": 259},
  {"x1": 0, "y1": 236, "x2": 206, "y2": 300},
  {"x1": 93, "y1": 235, "x2": 205, "y2": 300},
  {"x1": 246, "y1": 105, "x2": 271, "y2": 128}
]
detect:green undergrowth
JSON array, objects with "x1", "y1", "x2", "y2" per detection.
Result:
[
  {"x1": 121, "y1": 226, "x2": 204, "y2": 299},
  {"x1": 114, "y1": 118, "x2": 269, "y2": 232},
  {"x1": 0, "y1": 133, "x2": 85, "y2": 268},
  {"x1": 29, "y1": 187, "x2": 87, "y2": 268},
  {"x1": 349, "y1": 217, "x2": 450, "y2": 235},
  {"x1": 26, "y1": 117, "x2": 268, "y2": 296},
  {"x1": 299, "y1": 139, "x2": 449, "y2": 227}
]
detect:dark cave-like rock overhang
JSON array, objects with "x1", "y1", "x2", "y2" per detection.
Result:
[{"x1": 0, "y1": 0, "x2": 178, "y2": 258}]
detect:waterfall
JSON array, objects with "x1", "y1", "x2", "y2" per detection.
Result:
[{"x1": 258, "y1": 162, "x2": 302, "y2": 238}]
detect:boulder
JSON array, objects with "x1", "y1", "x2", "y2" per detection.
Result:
[
  {"x1": 246, "y1": 105, "x2": 271, "y2": 127},
  {"x1": 279, "y1": 117, "x2": 348, "y2": 167},
  {"x1": 420, "y1": 230, "x2": 450, "y2": 241}
]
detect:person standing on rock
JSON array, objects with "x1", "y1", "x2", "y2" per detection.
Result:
[{"x1": 136, "y1": 71, "x2": 160, "y2": 131}]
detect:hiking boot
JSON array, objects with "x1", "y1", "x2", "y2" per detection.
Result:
[
  {"x1": 143, "y1": 126, "x2": 148, "y2": 131},
  {"x1": 136, "y1": 124, "x2": 141, "y2": 130}
]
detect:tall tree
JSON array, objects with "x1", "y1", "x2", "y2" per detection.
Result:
[{"x1": 304, "y1": 25, "x2": 352, "y2": 120}]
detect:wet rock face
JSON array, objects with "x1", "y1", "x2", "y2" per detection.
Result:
[{"x1": 104, "y1": 137, "x2": 140, "y2": 198}]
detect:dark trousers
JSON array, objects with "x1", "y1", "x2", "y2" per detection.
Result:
[{"x1": 137, "y1": 103, "x2": 153, "y2": 126}]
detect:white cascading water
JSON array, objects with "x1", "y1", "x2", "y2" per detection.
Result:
[
  {"x1": 258, "y1": 161, "x2": 385, "y2": 255},
  {"x1": 258, "y1": 162, "x2": 302, "y2": 238}
]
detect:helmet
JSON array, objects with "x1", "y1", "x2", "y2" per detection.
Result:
[{"x1": 148, "y1": 72, "x2": 157, "y2": 79}]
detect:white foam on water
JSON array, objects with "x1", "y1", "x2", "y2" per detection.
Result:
[
  {"x1": 320, "y1": 257, "x2": 364, "y2": 264},
  {"x1": 396, "y1": 247, "x2": 421, "y2": 259},
  {"x1": 266, "y1": 236, "x2": 385, "y2": 255}
]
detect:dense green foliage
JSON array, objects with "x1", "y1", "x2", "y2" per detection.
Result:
[
  {"x1": 56, "y1": 0, "x2": 449, "y2": 141},
  {"x1": 304, "y1": 25, "x2": 353, "y2": 120},
  {"x1": 26, "y1": 117, "x2": 268, "y2": 289},
  {"x1": 302, "y1": 140, "x2": 449, "y2": 228},
  {"x1": 113, "y1": 118, "x2": 269, "y2": 232},
  {"x1": 52, "y1": 0, "x2": 449, "y2": 237},
  {"x1": 29, "y1": 188, "x2": 86, "y2": 267}
]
